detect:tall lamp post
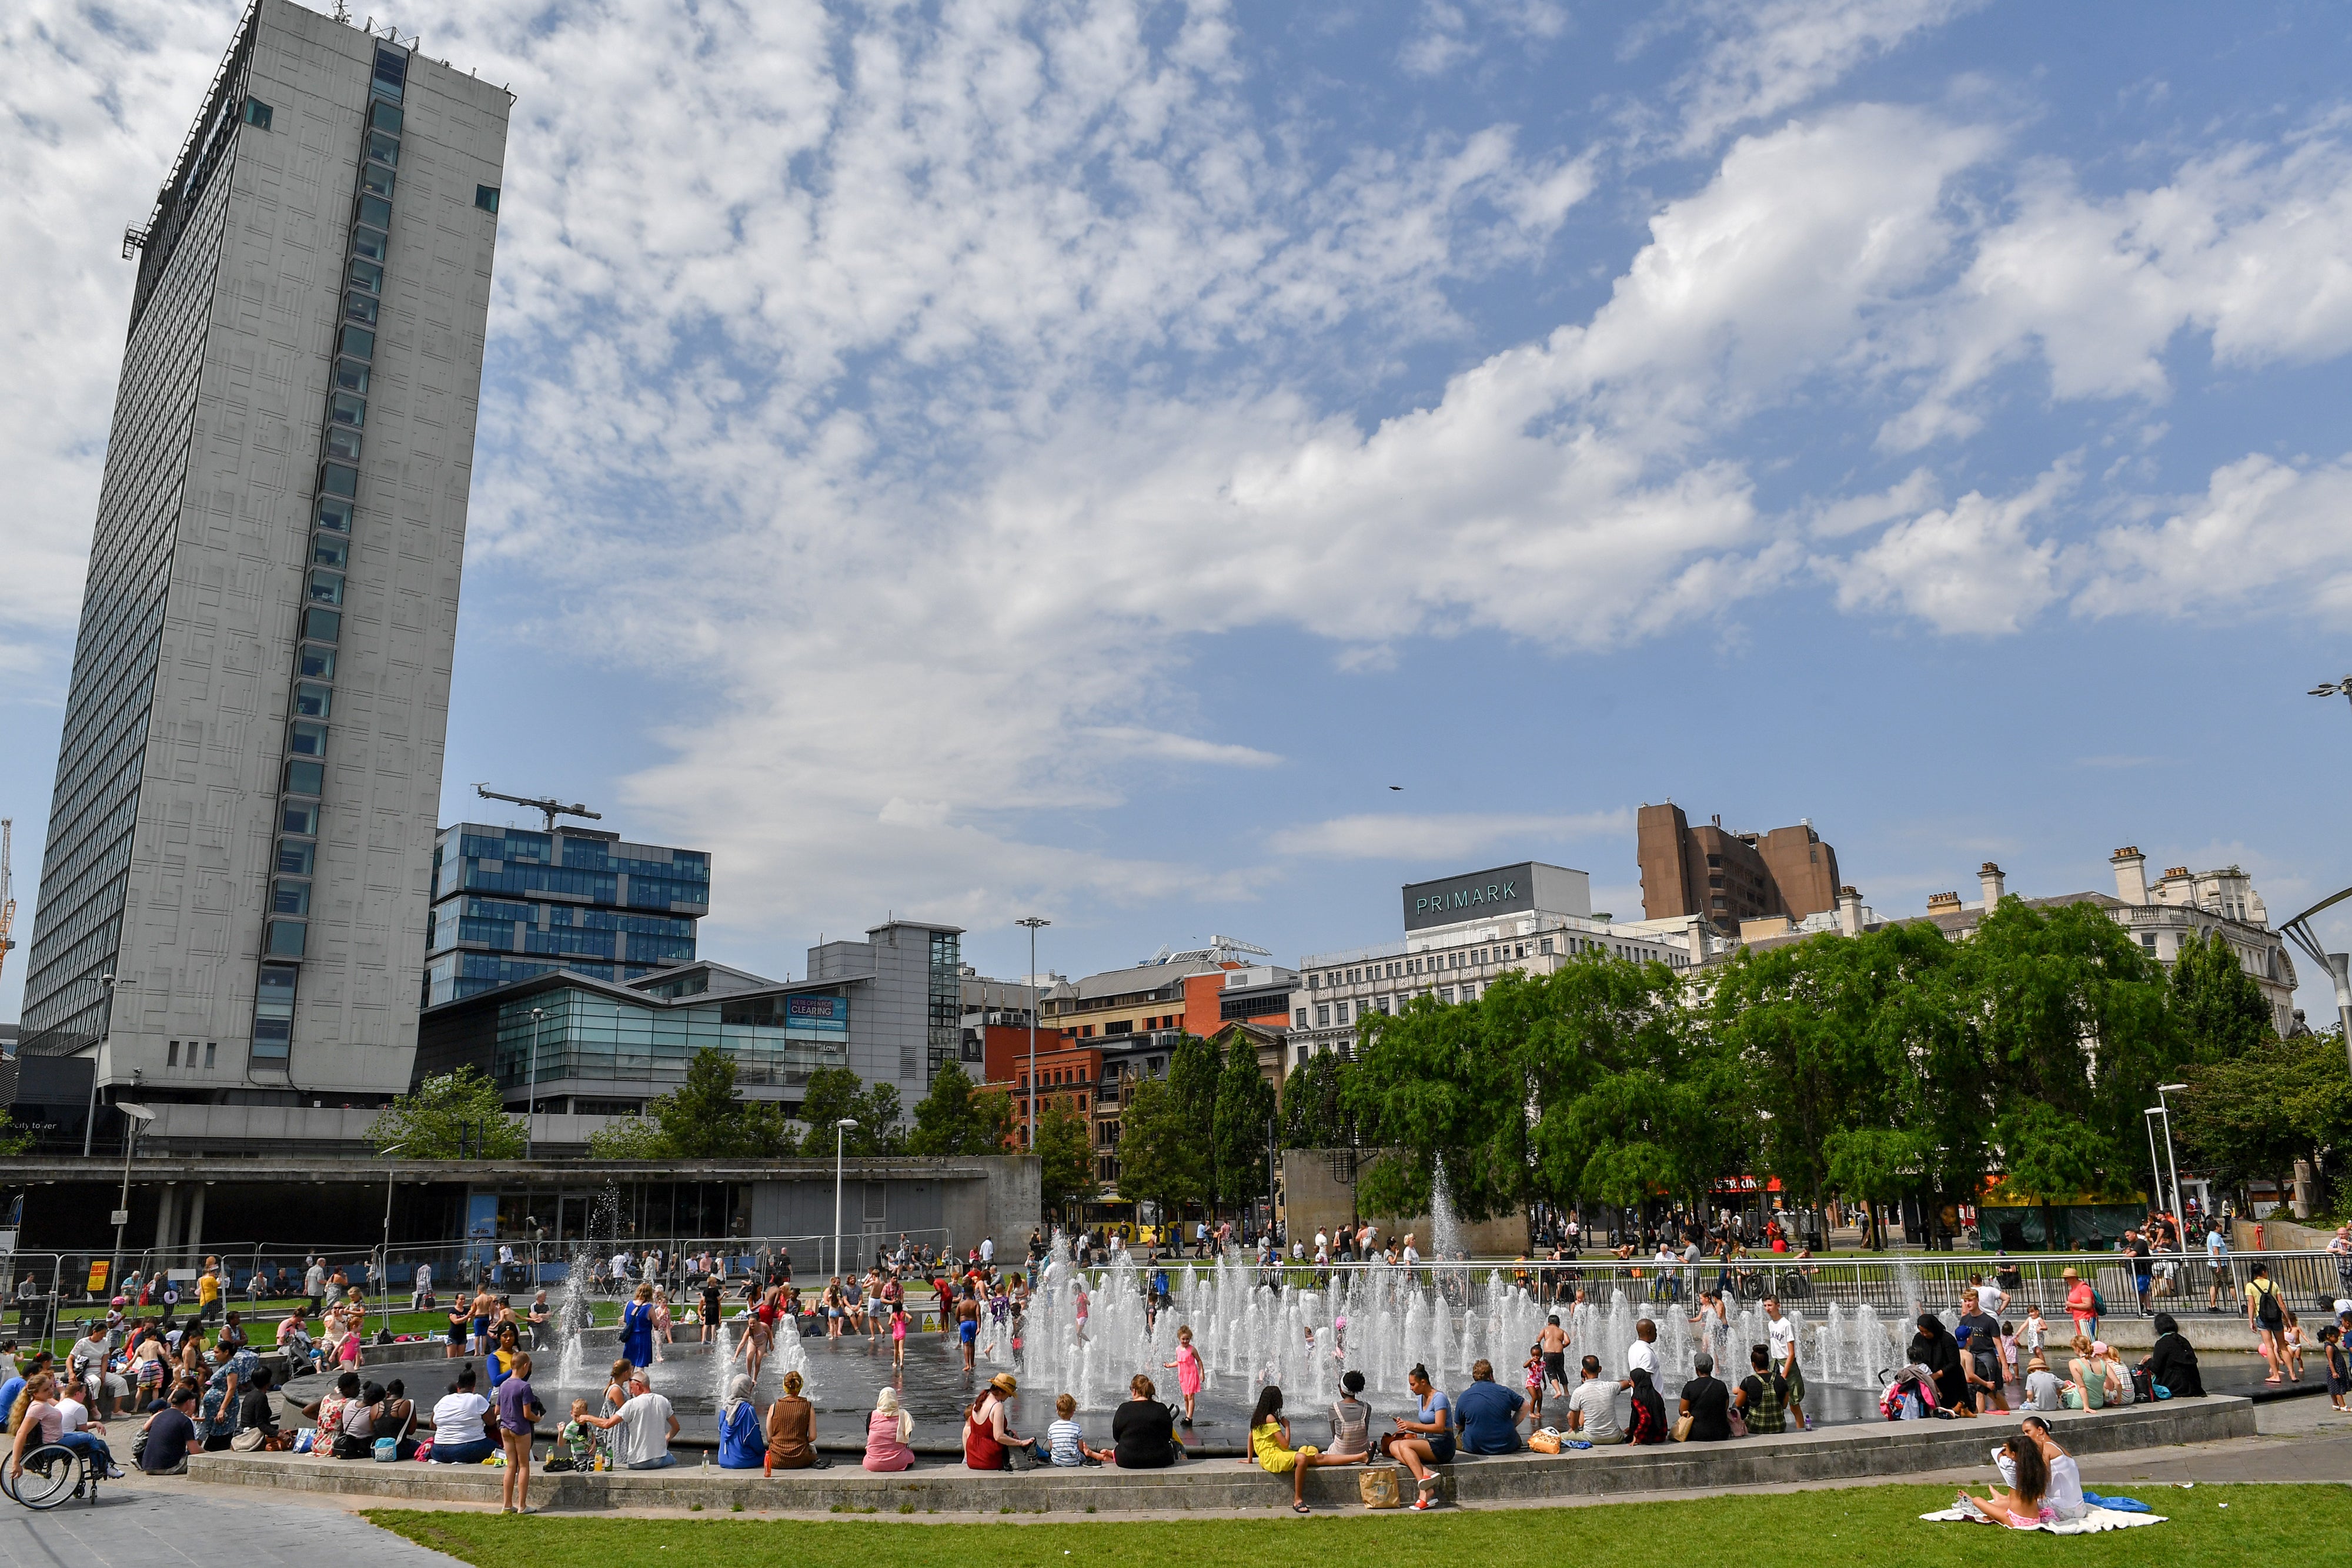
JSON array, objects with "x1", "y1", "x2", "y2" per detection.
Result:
[
  {"x1": 79, "y1": 973, "x2": 133, "y2": 1158},
  {"x1": 377, "y1": 1141, "x2": 407, "y2": 1338},
  {"x1": 831, "y1": 1119, "x2": 858, "y2": 1278},
  {"x1": 108, "y1": 1102, "x2": 155, "y2": 1293},
  {"x1": 2152, "y1": 1084, "x2": 2187, "y2": 1226},
  {"x1": 524, "y1": 1007, "x2": 547, "y2": 1161},
  {"x1": 1016, "y1": 917, "x2": 1050, "y2": 1148}
]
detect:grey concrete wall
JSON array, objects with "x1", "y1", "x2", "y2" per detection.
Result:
[{"x1": 1282, "y1": 1149, "x2": 1526, "y2": 1257}]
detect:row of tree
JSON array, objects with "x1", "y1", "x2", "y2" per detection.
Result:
[
  {"x1": 1324, "y1": 898, "x2": 2346, "y2": 1245},
  {"x1": 1101, "y1": 1029, "x2": 1278, "y2": 1223}
]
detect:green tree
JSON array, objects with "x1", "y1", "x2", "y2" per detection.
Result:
[
  {"x1": 1035, "y1": 1104, "x2": 1095, "y2": 1216},
  {"x1": 1280, "y1": 1049, "x2": 1350, "y2": 1149},
  {"x1": 632, "y1": 1048, "x2": 793, "y2": 1159},
  {"x1": 2170, "y1": 928, "x2": 2278, "y2": 1059},
  {"x1": 366, "y1": 1067, "x2": 524, "y2": 1158},
  {"x1": 1822, "y1": 1127, "x2": 1926, "y2": 1251},
  {"x1": 1114, "y1": 1074, "x2": 1207, "y2": 1216},
  {"x1": 1210, "y1": 1032, "x2": 1277, "y2": 1207},
  {"x1": 797, "y1": 1066, "x2": 906, "y2": 1157},
  {"x1": 906, "y1": 1062, "x2": 1011, "y2": 1155},
  {"x1": 1997, "y1": 1101, "x2": 2113, "y2": 1250},
  {"x1": 586, "y1": 1115, "x2": 673, "y2": 1159},
  {"x1": 1165, "y1": 1034, "x2": 1220, "y2": 1193},
  {"x1": 1343, "y1": 984, "x2": 1522, "y2": 1222},
  {"x1": 2173, "y1": 1031, "x2": 2352, "y2": 1212}
]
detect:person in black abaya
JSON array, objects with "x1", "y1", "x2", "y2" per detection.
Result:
[
  {"x1": 2140, "y1": 1312, "x2": 2205, "y2": 1398},
  {"x1": 1908, "y1": 1313, "x2": 1966, "y2": 1413}
]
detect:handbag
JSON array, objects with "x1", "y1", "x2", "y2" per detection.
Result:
[
  {"x1": 373, "y1": 1437, "x2": 399, "y2": 1463},
  {"x1": 1670, "y1": 1414, "x2": 1695, "y2": 1442},
  {"x1": 1727, "y1": 1403, "x2": 1748, "y2": 1439},
  {"x1": 1358, "y1": 1467, "x2": 1402, "y2": 1508},
  {"x1": 230, "y1": 1427, "x2": 266, "y2": 1452},
  {"x1": 1528, "y1": 1428, "x2": 1563, "y2": 1455}
]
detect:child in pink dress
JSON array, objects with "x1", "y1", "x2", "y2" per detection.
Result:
[
  {"x1": 891, "y1": 1305, "x2": 909, "y2": 1369},
  {"x1": 1164, "y1": 1324, "x2": 1204, "y2": 1427}
]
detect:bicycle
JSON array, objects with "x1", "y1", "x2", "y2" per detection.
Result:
[{"x1": 4, "y1": 1442, "x2": 106, "y2": 1510}]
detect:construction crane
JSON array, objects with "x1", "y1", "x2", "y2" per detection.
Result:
[
  {"x1": 0, "y1": 819, "x2": 14, "y2": 989},
  {"x1": 473, "y1": 784, "x2": 602, "y2": 834}
]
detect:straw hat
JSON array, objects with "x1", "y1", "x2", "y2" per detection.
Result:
[
  {"x1": 2026, "y1": 1353, "x2": 2049, "y2": 1373},
  {"x1": 990, "y1": 1372, "x2": 1018, "y2": 1396}
]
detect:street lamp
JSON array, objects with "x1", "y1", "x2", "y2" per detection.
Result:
[
  {"x1": 2153, "y1": 1084, "x2": 2187, "y2": 1228},
  {"x1": 524, "y1": 1007, "x2": 547, "y2": 1161},
  {"x1": 832, "y1": 1119, "x2": 858, "y2": 1278},
  {"x1": 79, "y1": 973, "x2": 132, "y2": 1158},
  {"x1": 109, "y1": 1102, "x2": 155, "y2": 1293},
  {"x1": 1016, "y1": 918, "x2": 1050, "y2": 1149},
  {"x1": 377, "y1": 1141, "x2": 407, "y2": 1338}
]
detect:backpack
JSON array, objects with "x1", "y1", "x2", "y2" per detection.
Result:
[
  {"x1": 2089, "y1": 1288, "x2": 2108, "y2": 1318},
  {"x1": 2254, "y1": 1279, "x2": 2284, "y2": 1329}
]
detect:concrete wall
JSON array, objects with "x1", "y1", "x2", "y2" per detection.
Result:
[
  {"x1": 747, "y1": 1154, "x2": 1036, "y2": 1269},
  {"x1": 1282, "y1": 1149, "x2": 1526, "y2": 1257}
]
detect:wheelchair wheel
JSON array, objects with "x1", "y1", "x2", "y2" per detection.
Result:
[{"x1": 8, "y1": 1445, "x2": 83, "y2": 1510}]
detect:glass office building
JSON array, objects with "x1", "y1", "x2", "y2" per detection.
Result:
[
  {"x1": 422, "y1": 823, "x2": 710, "y2": 1006},
  {"x1": 13, "y1": 2, "x2": 509, "y2": 1132}
]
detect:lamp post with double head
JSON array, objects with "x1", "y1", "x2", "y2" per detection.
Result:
[
  {"x1": 79, "y1": 973, "x2": 132, "y2": 1158},
  {"x1": 524, "y1": 1007, "x2": 547, "y2": 1160},
  {"x1": 833, "y1": 1119, "x2": 858, "y2": 1278},
  {"x1": 377, "y1": 1141, "x2": 408, "y2": 1336},
  {"x1": 2153, "y1": 1084, "x2": 2187, "y2": 1231},
  {"x1": 1016, "y1": 918, "x2": 1050, "y2": 1149}
]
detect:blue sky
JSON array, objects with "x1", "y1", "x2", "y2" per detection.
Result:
[{"x1": 6, "y1": 0, "x2": 2352, "y2": 1019}]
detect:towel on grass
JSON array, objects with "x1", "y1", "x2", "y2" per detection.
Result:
[{"x1": 1919, "y1": 1505, "x2": 2167, "y2": 1534}]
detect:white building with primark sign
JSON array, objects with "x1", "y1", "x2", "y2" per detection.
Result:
[{"x1": 1286, "y1": 861, "x2": 1699, "y2": 1066}]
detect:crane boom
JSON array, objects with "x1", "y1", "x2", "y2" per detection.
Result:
[{"x1": 473, "y1": 784, "x2": 602, "y2": 834}]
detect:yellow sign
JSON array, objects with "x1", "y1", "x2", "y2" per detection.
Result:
[{"x1": 85, "y1": 1261, "x2": 111, "y2": 1294}]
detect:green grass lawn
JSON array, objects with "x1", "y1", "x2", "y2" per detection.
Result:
[
  {"x1": 366, "y1": 1482, "x2": 2351, "y2": 1567},
  {"x1": 14, "y1": 1298, "x2": 627, "y2": 1362}
]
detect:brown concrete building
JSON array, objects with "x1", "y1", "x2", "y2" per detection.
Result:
[{"x1": 1637, "y1": 804, "x2": 1840, "y2": 935}]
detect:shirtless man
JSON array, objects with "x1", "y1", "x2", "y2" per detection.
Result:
[
  {"x1": 1538, "y1": 1314, "x2": 1571, "y2": 1403},
  {"x1": 956, "y1": 1287, "x2": 982, "y2": 1372}
]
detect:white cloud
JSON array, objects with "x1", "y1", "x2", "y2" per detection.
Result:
[
  {"x1": 1823, "y1": 463, "x2": 2074, "y2": 634},
  {"x1": 1884, "y1": 133, "x2": 2352, "y2": 448},
  {"x1": 1082, "y1": 727, "x2": 1284, "y2": 768},
  {"x1": 2074, "y1": 452, "x2": 2352, "y2": 619},
  {"x1": 1809, "y1": 467, "x2": 1941, "y2": 537},
  {"x1": 1672, "y1": 0, "x2": 1980, "y2": 153},
  {"x1": 1269, "y1": 810, "x2": 1630, "y2": 860}
]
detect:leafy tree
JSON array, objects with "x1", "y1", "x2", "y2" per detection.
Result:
[
  {"x1": 797, "y1": 1066, "x2": 906, "y2": 1157},
  {"x1": 1210, "y1": 1031, "x2": 1277, "y2": 1207},
  {"x1": 1281, "y1": 1049, "x2": 1351, "y2": 1149},
  {"x1": 586, "y1": 1115, "x2": 673, "y2": 1159},
  {"x1": 1115, "y1": 1073, "x2": 1207, "y2": 1216},
  {"x1": 2173, "y1": 1030, "x2": 2352, "y2": 1212},
  {"x1": 367, "y1": 1067, "x2": 524, "y2": 1158},
  {"x1": 906, "y1": 1062, "x2": 1012, "y2": 1155},
  {"x1": 1165, "y1": 1034, "x2": 1220, "y2": 1192},
  {"x1": 1343, "y1": 984, "x2": 1522, "y2": 1223},
  {"x1": 1997, "y1": 1101, "x2": 2113, "y2": 1250},
  {"x1": 2170, "y1": 928, "x2": 2278, "y2": 1059},
  {"x1": 629, "y1": 1047, "x2": 793, "y2": 1159},
  {"x1": 1822, "y1": 1128, "x2": 1926, "y2": 1251},
  {"x1": 1035, "y1": 1104, "x2": 1095, "y2": 1216}
]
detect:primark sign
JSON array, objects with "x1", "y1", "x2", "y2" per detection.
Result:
[
  {"x1": 1403, "y1": 863, "x2": 1536, "y2": 932},
  {"x1": 1401, "y1": 860, "x2": 1591, "y2": 934}
]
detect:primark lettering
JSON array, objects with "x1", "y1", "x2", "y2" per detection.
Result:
[{"x1": 1412, "y1": 880, "x2": 1516, "y2": 919}]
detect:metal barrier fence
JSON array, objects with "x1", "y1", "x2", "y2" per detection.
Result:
[{"x1": 1106, "y1": 1248, "x2": 2352, "y2": 1322}]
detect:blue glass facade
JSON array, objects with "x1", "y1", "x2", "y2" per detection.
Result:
[
  {"x1": 422, "y1": 823, "x2": 709, "y2": 1005},
  {"x1": 487, "y1": 984, "x2": 848, "y2": 1098}
]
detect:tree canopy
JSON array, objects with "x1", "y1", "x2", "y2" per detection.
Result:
[
  {"x1": 584, "y1": 1047, "x2": 798, "y2": 1159},
  {"x1": 905, "y1": 1062, "x2": 1012, "y2": 1156},
  {"x1": 369, "y1": 1066, "x2": 525, "y2": 1158},
  {"x1": 1034, "y1": 1103, "x2": 1094, "y2": 1216},
  {"x1": 1210, "y1": 1031, "x2": 1277, "y2": 1206}
]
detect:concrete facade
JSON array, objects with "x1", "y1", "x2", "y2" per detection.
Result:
[
  {"x1": 1638, "y1": 804, "x2": 1840, "y2": 935},
  {"x1": 15, "y1": 2, "x2": 508, "y2": 1129}
]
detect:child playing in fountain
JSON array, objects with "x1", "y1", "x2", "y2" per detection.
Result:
[
  {"x1": 1164, "y1": 1324, "x2": 1204, "y2": 1427},
  {"x1": 1524, "y1": 1344, "x2": 1546, "y2": 1424},
  {"x1": 890, "y1": 1304, "x2": 910, "y2": 1369}
]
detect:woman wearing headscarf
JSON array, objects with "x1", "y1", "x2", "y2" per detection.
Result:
[
  {"x1": 717, "y1": 1375, "x2": 763, "y2": 1469},
  {"x1": 863, "y1": 1385, "x2": 916, "y2": 1471},
  {"x1": 1908, "y1": 1313, "x2": 1965, "y2": 1414},
  {"x1": 1625, "y1": 1366, "x2": 1669, "y2": 1444},
  {"x1": 2140, "y1": 1312, "x2": 2204, "y2": 1398}
]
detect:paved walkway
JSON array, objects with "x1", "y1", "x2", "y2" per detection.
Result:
[{"x1": 0, "y1": 1485, "x2": 463, "y2": 1568}]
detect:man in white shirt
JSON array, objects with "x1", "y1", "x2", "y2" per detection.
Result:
[
  {"x1": 303, "y1": 1259, "x2": 328, "y2": 1315},
  {"x1": 1762, "y1": 1296, "x2": 1807, "y2": 1430},
  {"x1": 587, "y1": 1372, "x2": 680, "y2": 1469},
  {"x1": 611, "y1": 1251, "x2": 633, "y2": 1292},
  {"x1": 1972, "y1": 1273, "x2": 2009, "y2": 1320},
  {"x1": 1401, "y1": 1234, "x2": 1421, "y2": 1275},
  {"x1": 1564, "y1": 1356, "x2": 1624, "y2": 1444},
  {"x1": 980, "y1": 1237, "x2": 994, "y2": 1268},
  {"x1": 1626, "y1": 1318, "x2": 1659, "y2": 1383},
  {"x1": 412, "y1": 1262, "x2": 433, "y2": 1310}
]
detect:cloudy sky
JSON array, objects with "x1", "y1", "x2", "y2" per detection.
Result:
[{"x1": 6, "y1": 0, "x2": 2352, "y2": 1016}]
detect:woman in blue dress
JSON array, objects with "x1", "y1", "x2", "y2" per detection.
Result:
[
  {"x1": 620, "y1": 1283, "x2": 656, "y2": 1370},
  {"x1": 717, "y1": 1375, "x2": 763, "y2": 1469}
]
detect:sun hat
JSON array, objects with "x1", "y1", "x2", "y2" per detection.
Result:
[
  {"x1": 990, "y1": 1372, "x2": 1018, "y2": 1395},
  {"x1": 2090, "y1": 1341, "x2": 2110, "y2": 1358}
]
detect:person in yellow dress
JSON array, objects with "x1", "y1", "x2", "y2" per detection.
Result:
[{"x1": 1250, "y1": 1385, "x2": 1348, "y2": 1513}]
